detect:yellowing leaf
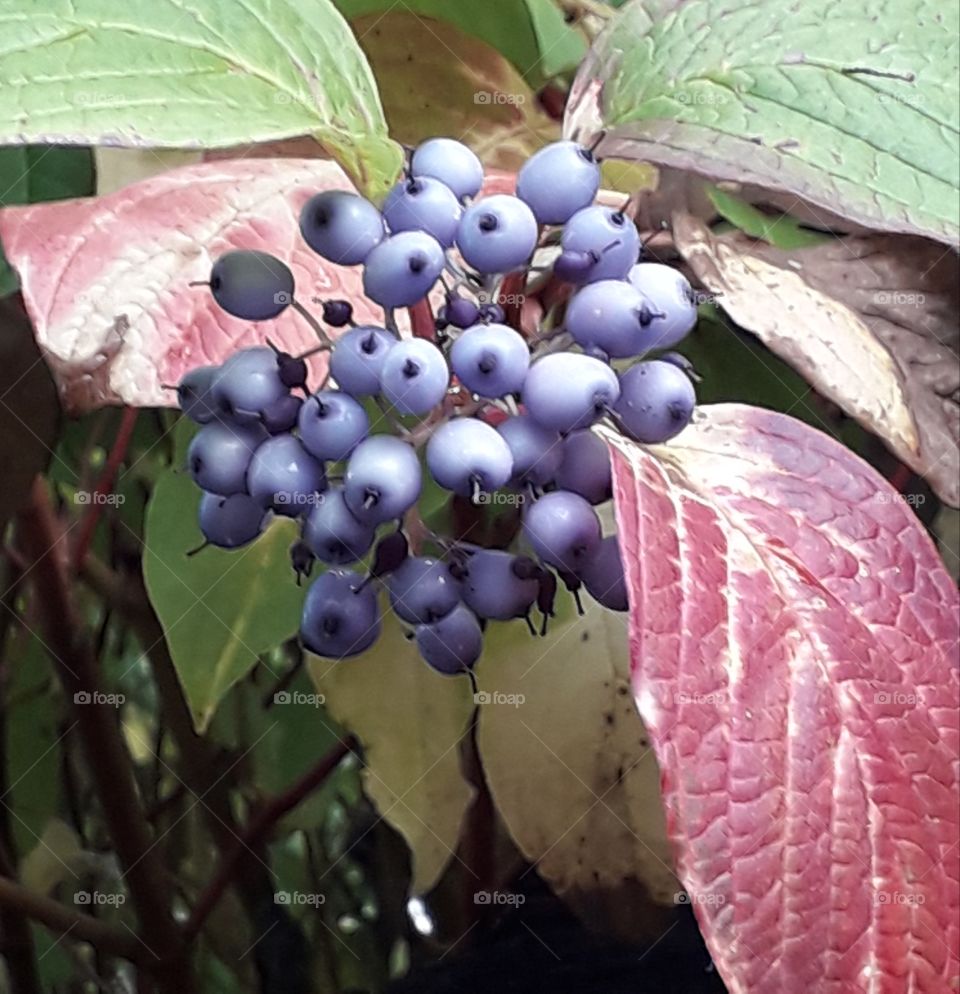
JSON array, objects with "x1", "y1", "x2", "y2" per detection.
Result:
[
  {"x1": 309, "y1": 612, "x2": 475, "y2": 893},
  {"x1": 478, "y1": 596, "x2": 679, "y2": 905}
]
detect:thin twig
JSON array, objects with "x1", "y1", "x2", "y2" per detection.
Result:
[
  {"x1": 17, "y1": 480, "x2": 193, "y2": 992},
  {"x1": 185, "y1": 736, "x2": 357, "y2": 939},
  {"x1": 0, "y1": 876, "x2": 148, "y2": 967},
  {"x1": 73, "y1": 407, "x2": 139, "y2": 572},
  {"x1": 291, "y1": 299, "x2": 332, "y2": 348}
]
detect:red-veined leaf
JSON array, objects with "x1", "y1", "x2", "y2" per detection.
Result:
[
  {"x1": 0, "y1": 159, "x2": 381, "y2": 412},
  {"x1": 0, "y1": 156, "x2": 619, "y2": 413},
  {"x1": 0, "y1": 158, "x2": 531, "y2": 413},
  {"x1": 599, "y1": 405, "x2": 959, "y2": 994}
]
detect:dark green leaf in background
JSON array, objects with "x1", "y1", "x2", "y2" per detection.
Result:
[
  {"x1": 706, "y1": 186, "x2": 829, "y2": 250},
  {"x1": 143, "y1": 469, "x2": 305, "y2": 732},
  {"x1": 0, "y1": 145, "x2": 95, "y2": 294}
]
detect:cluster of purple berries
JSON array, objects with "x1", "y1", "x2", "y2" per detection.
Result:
[{"x1": 175, "y1": 137, "x2": 699, "y2": 676}]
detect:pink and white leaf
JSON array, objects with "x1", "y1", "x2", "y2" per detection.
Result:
[
  {"x1": 600, "y1": 406, "x2": 959, "y2": 994},
  {"x1": 0, "y1": 159, "x2": 382, "y2": 412},
  {"x1": 0, "y1": 154, "x2": 617, "y2": 413}
]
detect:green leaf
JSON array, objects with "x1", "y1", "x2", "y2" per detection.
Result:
[
  {"x1": 338, "y1": 0, "x2": 583, "y2": 85},
  {"x1": 523, "y1": 0, "x2": 587, "y2": 80},
  {"x1": 309, "y1": 610, "x2": 476, "y2": 894},
  {"x1": 571, "y1": 0, "x2": 960, "y2": 245},
  {"x1": 0, "y1": 246, "x2": 18, "y2": 298},
  {"x1": 0, "y1": 145, "x2": 95, "y2": 294},
  {"x1": 0, "y1": 0, "x2": 401, "y2": 198},
  {"x1": 706, "y1": 186, "x2": 829, "y2": 250},
  {"x1": 142, "y1": 470, "x2": 305, "y2": 732}
]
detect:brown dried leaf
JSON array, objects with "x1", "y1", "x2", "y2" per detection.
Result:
[
  {"x1": 352, "y1": 11, "x2": 560, "y2": 174},
  {"x1": 674, "y1": 215, "x2": 959, "y2": 506}
]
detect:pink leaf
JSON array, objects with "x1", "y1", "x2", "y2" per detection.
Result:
[
  {"x1": 601, "y1": 406, "x2": 959, "y2": 994},
  {"x1": 0, "y1": 159, "x2": 382, "y2": 412},
  {"x1": 0, "y1": 156, "x2": 523, "y2": 413}
]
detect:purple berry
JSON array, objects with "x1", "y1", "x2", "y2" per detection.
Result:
[
  {"x1": 456, "y1": 195, "x2": 538, "y2": 274},
  {"x1": 329, "y1": 326, "x2": 397, "y2": 397},
  {"x1": 246, "y1": 435, "x2": 326, "y2": 515},
  {"x1": 298, "y1": 390, "x2": 370, "y2": 461},
  {"x1": 198, "y1": 492, "x2": 266, "y2": 548},
  {"x1": 300, "y1": 191, "x2": 385, "y2": 265},
  {"x1": 523, "y1": 491, "x2": 601, "y2": 573},
  {"x1": 614, "y1": 360, "x2": 696, "y2": 444},
  {"x1": 300, "y1": 569, "x2": 380, "y2": 659},
  {"x1": 383, "y1": 176, "x2": 462, "y2": 247},
  {"x1": 516, "y1": 141, "x2": 600, "y2": 225},
  {"x1": 522, "y1": 353, "x2": 620, "y2": 433}
]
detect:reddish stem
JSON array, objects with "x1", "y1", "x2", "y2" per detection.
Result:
[
  {"x1": 498, "y1": 272, "x2": 527, "y2": 330},
  {"x1": 73, "y1": 406, "x2": 139, "y2": 571},
  {"x1": 888, "y1": 462, "x2": 913, "y2": 494},
  {"x1": 185, "y1": 736, "x2": 357, "y2": 939},
  {"x1": 538, "y1": 82, "x2": 568, "y2": 121},
  {"x1": 408, "y1": 298, "x2": 436, "y2": 340},
  {"x1": 17, "y1": 480, "x2": 192, "y2": 990}
]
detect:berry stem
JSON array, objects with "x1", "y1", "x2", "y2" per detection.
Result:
[
  {"x1": 291, "y1": 299, "x2": 333, "y2": 348},
  {"x1": 408, "y1": 297, "x2": 436, "y2": 340},
  {"x1": 498, "y1": 271, "x2": 526, "y2": 329}
]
